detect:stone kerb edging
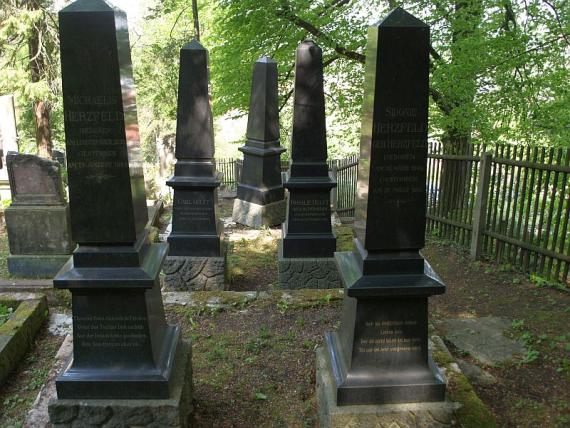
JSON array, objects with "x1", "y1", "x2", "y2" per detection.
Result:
[{"x1": 0, "y1": 292, "x2": 48, "y2": 384}]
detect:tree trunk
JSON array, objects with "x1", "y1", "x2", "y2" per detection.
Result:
[
  {"x1": 27, "y1": 0, "x2": 52, "y2": 158},
  {"x1": 436, "y1": 0, "x2": 482, "y2": 216},
  {"x1": 439, "y1": 129, "x2": 471, "y2": 216},
  {"x1": 35, "y1": 100, "x2": 52, "y2": 158},
  {"x1": 192, "y1": 0, "x2": 200, "y2": 41}
]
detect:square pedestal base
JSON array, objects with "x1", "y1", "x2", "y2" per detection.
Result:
[
  {"x1": 232, "y1": 198, "x2": 286, "y2": 228},
  {"x1": 316, "y1": 347, "x2": 456, "y2": 428},
  {"x1": 48, "y1": 339, "x2": 193, "y2": 428},
  {"x1": 278, "y1": 245, "x2": 341, "y2": 289},
  {"x1": 163, "y1": 256, "x2": 226, "y2": 291},
  {"x1": 7, "y1": 254, "x2": 71, "y2": 278}
]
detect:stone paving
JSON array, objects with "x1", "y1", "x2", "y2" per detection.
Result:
[{"x1": 443, "y1": 316, "x2": 525, "y2": 365}]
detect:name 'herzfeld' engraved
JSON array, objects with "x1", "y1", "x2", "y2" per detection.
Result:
[{"x1": 65, "y1": 111, "x2": 125, "y2": 122}]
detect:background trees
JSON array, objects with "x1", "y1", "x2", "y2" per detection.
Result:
[
  {"x1": 136, "y1": 0, "x2": 568, "y2": 157},
  {"x1": 0, "y1": 0, "x2": 60, "y2": 157},
  {"x1": 0, "y1": 0, "x2": 568, "y2": 160}
]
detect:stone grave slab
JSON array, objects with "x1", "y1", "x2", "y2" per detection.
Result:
[{"x1": 443, "y1": 317, "x2": 525, "y2": 365}]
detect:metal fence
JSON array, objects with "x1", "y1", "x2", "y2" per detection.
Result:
[
  {"x1": 426, "y1": 142, "x2": 570, "y2": 284},
  {"x1": 217, "y1": 158, "x2": 240, "y2": 189},
  {"x1": 329, "y1": 155, "x2": 359, "y2": 218},
  {"x1": 217, "y1": 158, "x2": 359, "y2": 217},
  {"x1": 217, "y1": 146, "x2": 570, "y2": 283}
]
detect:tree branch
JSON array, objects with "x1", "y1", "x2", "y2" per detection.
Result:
[
  {"x1": 169, "y1": 6, "x2": 190, "y2": 39},
  {"x1": 276, "y1": 1, "x2": 365, "y2": 64},
  {"x1": 541, "y1": 0, "x2": 570, "y2": 45},
  {"x1": 318, "y1": 0, "x2": 350, "y2": 17},
  {"x1": 279, "y1": 56, "x2": 339, "y2": 112},
  {"x1": 429, "y1": 87, "x2": 454, "y2": 116},
  {"x1": 275, "y1": 1, "x2": 453, "y2": 116}
]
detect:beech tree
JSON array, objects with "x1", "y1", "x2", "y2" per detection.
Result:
[
  {"x1": 136, "y1": 0, "x2": 568, "y2": 213},
  {"x1": 138, "y1": 0, "x2": 568, "y2": 149}
]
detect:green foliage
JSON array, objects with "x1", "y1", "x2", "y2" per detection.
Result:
[
  {"x1": 0, "y1": 0, "x2": 64, "y2": 153},
  {"x1": 137, "y1": 0, "x2": 569, "y2": 159},
  {"x1": 253, "y1": 391, "x2": 268, "y2": 401},
  {"x1": 0, "y1": 304, "x2": 13, "y2": 326},
  {"x1": 137, "y1": 0, "x2": 371, "y2": 157},
  {"x1": 529, "y1": 273, "x2": 567, "y2": 291},
  {"x1": 2, "y1": 0, "x2": 568, "y2": 163}
]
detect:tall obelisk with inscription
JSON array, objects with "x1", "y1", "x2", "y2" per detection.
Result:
[
  {"x1": 317, "y1": 8, "x2": 447, "y2": 423},
  {"x1": 277, "y1": 41, "x2": 340, "y2": 289},
  {"x1": 49, "y1": 1, "x2": 192, "y2": 426},
  {"x1": 232, "y1": 57, "x2": 287, "y2": 228},
  {"x1": 163, "y1": 40, "x2": 225, "y2": 291}
]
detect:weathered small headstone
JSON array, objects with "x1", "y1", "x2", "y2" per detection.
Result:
[
  {"x1": 5, "y1": 152, "x2": 74, "y2": 277},
  {"x1": 232, "y1": 57, "x2": 287, "y2": 228},
  {"x1": 0, "y1": 94, "x2": 19, "y2": 199},
  {"x1": 163, "y1": 40, "x2": 226, "y2": 291},
  {"x1": 278, "y1": 41, "x2": 340, "y2": 289},
  {"x1": 318, "y1": 8, "x2": 449, "y2": 425},
  {"x1": 48, "y1": 1, "x2": 192, "y2": 426}
]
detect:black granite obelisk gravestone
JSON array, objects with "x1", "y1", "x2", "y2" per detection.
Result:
[
  {"x1": 318, "y1": 8, "x2": 447, "y2": 422},
  {"x1": 49, "y1": 1, "x2": 191, "y2": 426},
  {"x1": 232, "y1": 57, "x2": 287, "y2": 228},
  {"x1": 163, "y1": 40, "x2": 225, "y2": 291},
  {"x1": 277, "y1": 41, "x2": 340, "y2": 289}
]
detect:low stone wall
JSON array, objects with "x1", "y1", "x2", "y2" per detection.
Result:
[{"x1": 0, "y1": 293, "x2": 48, "y2": 384}]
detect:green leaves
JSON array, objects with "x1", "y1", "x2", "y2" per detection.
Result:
[{"x1": 131, "y1": 0, "x2": 570, "y2": 159}]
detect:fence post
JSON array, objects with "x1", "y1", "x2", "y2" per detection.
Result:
[
  {"x1": 331, "y1": 163, "x2": 338, "y2": 212},
  {"x1": 233, "y1": 159, "x2": 241, "y2": 189},
  {"x1": 470, "y1": 151, "x2": 492, "y2": 260}
]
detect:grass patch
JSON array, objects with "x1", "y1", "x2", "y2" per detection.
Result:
[
  {"x1": 0, "y1": 332, "x2": 62, "y2": 428},
  {"x1": 227, "y1": 233, "x2": 278, "y2": 289},
  {"x1": 0, "y1": 302, "x2": 15, "y2": 326},
  {"x1": 335, "y1": 226, "x2": 354, "y2": 252}
]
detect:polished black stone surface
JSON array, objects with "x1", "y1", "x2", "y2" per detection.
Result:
[
  {"x1": 56, "y1": 276, "x2": 180, "y2": 399},
  {"x1": 167, "y1": 40, "x2": 223, "y2": 257},
  {"x1": 56, "y1": 0, "x2": 179, "y2": 400},
  {"x1": 59, "y1": 0, "x2": 147, "y2": 245},
  {"x1": 325, "y1": 8, "x2": 446, "y2": 406},
  {"x1": 174, "y1": 40, "x2": 214, "y2": 163},
  {"x1": 282, "y1": 41, "x2": 336, "y2": 258},
  {"x1": 354, "y1": 7, "x2": 429, "y2": 252},
  {"x1": 289, "y1": 41, "x2": 329, "y2": 178},
  {"x1": 326, "y1": 252, "x2": 446, "y2": 405},
  {"x1": 236, "y1": 57, "x2": 286, "y2": 206}
]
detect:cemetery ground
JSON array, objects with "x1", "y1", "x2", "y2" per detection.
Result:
[{"x1": 0, "y1": 200, "x2": 568, "y2": 427}]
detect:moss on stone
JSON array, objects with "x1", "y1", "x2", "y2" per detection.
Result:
[
  {"x1": 447, "y1": 371, "x2": 497, "y2": 428},
  {"x1": 165, "y1": 289, "x2": 344, "y2": 312},
  {"x1": 334, "y1": 226, "x2": 354, "y2": 253},
  {"x1": 430, "y1": 334, "x2": 497, "y2": 428},
  {"x1": 0, "y1": 295, "x2": 48, "y2": 384},
  {"x1": 432, "y1": 348, "x2": 456, "y2": 366}
]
